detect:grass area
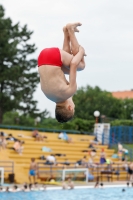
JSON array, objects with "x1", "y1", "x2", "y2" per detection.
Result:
[
  {"x1": 110, "y1": 144, "x2": 133, "y2": 161},
  {"x1": 125, "y1": 144, "x2": 133, "y2": 149}
]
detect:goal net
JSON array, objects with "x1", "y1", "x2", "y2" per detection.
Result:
[
  {"x1": 0, "y1": 168, "x2": 4, "y2": 185},
  {"x1": 57, "y1": 168, "x2": 89, "y2": 183}
]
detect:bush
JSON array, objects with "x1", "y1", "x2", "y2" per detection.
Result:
[
  {"x1": 63, "y1": 118, "x2": 95, "y2": 132},
  {"x1": 111, "y1": 119, "x2": 133, "y2": 126}
]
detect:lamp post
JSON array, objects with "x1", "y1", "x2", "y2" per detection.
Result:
[
  {"x1": 34, "y1": 116, "x2": 41, "y2": 126},
  {"x1": 94, "y1": 111, "x2": 100, "y2": 123},
  {"x1": 101, "y1": 115, "x2": 106, "y2": 123},
  {"x1": 131, "y1": 113, "x2": 133, "y2": 121}
]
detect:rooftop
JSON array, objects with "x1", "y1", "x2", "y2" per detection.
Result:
[{"x1": 112, "y1": 90, "x2": 133, "y2": 99}]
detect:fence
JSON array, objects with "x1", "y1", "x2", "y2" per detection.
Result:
[
  {"x1": 100, "y1": 126, "x2": 133, "y2": 161},
  {"x1": 110, "y1": 126, "x2": 133, "y2": 144}
]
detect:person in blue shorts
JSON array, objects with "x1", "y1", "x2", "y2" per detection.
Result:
[{"x1": 29, "y1": 158, "x2": 38, "y2": 184}]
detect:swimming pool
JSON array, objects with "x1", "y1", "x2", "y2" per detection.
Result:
[{"x1": 0, "y1": 187, "x2": 132, "y2": 200}]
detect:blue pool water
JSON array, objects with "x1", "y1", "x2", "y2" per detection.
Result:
[{"x1": 0, "y1": 187, "x2": 133, "y2": 200}]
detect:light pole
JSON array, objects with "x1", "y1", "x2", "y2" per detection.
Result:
[
  {"x1": 34, "y1": 116, "x2": 41, "y2": 126},
  {"x1": 131, "y1": 113, "x2": 133, "y2": 121},
  {"x1": 124, "y1": 105, "x2": 127, "y2": 119},
  {"x1": 94, "y1": 111, "x2": 100, "y2": 123},
  {"x1": 101, "y1": 115, "x2": 106, "y2": 123}
]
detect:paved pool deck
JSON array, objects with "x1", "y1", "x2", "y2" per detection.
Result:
[{"x1": 2, "y1": 181, "x2": 131, "y2": 189}]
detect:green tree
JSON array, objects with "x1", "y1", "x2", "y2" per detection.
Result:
[
  {"x1": 2, "y1": 111, "x2": 50, "y2": 127},
  {"x1": 73, "y1": 85, "x2": 123, "y2": 120},
  {"x1": 121, "y1": 99, "x2": 133, "y2": 120},
  {"x1": 0, "y1": 5, "x2": 41, "y2": 123},
  {"x1": 2, "y1": 111, "x2": 19, "y2": 125}
]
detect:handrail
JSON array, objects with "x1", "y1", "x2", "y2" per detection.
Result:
[
  {"x1": 0, "y1": 161, "x2": 14, "y2": 173},
  {"x1": 37, "y1": 162, "x2": 130, "y2": 182},
  {"x1": 0, "y1": 124, "x2": 91, "y2": 135}
]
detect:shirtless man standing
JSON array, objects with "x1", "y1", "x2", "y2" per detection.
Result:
[
  {"x1": 38, "y1": 22, "x2": 86, "y2": 123},
  {"x1": 29, "y1": 158, "x2": 38, "y2": 184}
]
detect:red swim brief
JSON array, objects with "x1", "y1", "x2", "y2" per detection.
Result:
[{"x1": 37, "y1": 47, "x2": 63, "y2": 67}]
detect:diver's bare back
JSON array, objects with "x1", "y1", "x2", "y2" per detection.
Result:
[{"x1": 38, "y1": 65, "x2": 69, "y2": 103}]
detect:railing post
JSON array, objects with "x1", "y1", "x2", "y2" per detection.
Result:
[
  {"x1": 118, "y1": 126, "x2": 122, "y2": 142},
  {"x1": 109, "y1": 129, "x2": 112, "y2": 148},
  {"x1": 129, "y1": 127, "x2": 132, "y2": 144},
  {"x1": 12, "y1": 162, "x2": 13, "y2": 173},
  {"x1": 50, "y1": 164, "x2": 53, "y2": 177},
  {"x1": 102, "y1": 133, "x2": 104, "y2": 145}
]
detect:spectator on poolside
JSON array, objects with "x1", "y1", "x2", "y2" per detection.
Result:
[
  {"x1": 29, "y1": 183, "x2": 32, "y2": 191},
  {"x1": 83, "y1": 168, "x2": 94, "y2": 182},
  {"x1": 127, "y1": 162, "x2": 133, "y2": 182},
  {"x1": 88, "y1": 173, "x2": 94, "y2": 181},
  {"x1": 90, "y1": 136, "x2": 99, "y2": 145},
  {"x1": 90, "y1": 149, "x2": 97, "y2": 157},
  {"x1": 94, "y1": 182, "x2": 99, "y2": 188},
  {"x1": 58, "y1": 132, "x2": 73, "y2": 143},
  {"x1": 121, "y1": 159, "x2": 128, "y2": 172},
  {"x1": 56, "y1": 158, "x2": 70, "y2": 167},
  {"x1": 0, "y1": 137, "x2": 3, "y2": 149},
  {"x1": 2, "y1": 136, "x2": 7, "y2": 149},
  {"x1": 118, "y1": 142, "x2": 124, "y2": 160},
  {"x1": 127, "y1": 182, "x2": 130, "y2": 187},
  {"x1": 63, "y1": 158, "x2": 70, "y2": 166},
  {"x1": 105, "y1": 158, "x2": 113, "y2": 171},
  {"x1": 13, "y1": 140, "x2": 24, "y2": 155},
  {"x1": 58, "y1": 132, "x2": 64, "y2": 139},
  {"x1": 118, "y1": 143, "x2": 129, "y2": 161},
  {"x1": 62, "y1": 180, "x2": 68, "y2": 189},
  {"x1": 0, "y1": 131, "x2": 8, "y2": 137},
  {"x1": 67, "y1": 178, "x2": 74, "y2": 189},
  {"x1": 6, "y1": 187, "x2": 10, "y2": 192},
  {"x1": 0, "y1": 132, "x2": 4, "y2": 136},
  {"x1": 64, "y1": 132, "x2": 73, "y2": 143},
  {"x1": 118, "y1": 142, "x2": 123, "y2": 152},
  {"x1": 122, "y1": 148, "x2": 129, "y2": 161},
  {"x1": 6, "y1": 134, "x2": 18, "y2": 142},
  {"x1": 32, "y1": 130, "x2": 47, "y2": 142},
  {"x1": 88, "y1": 142, "x2": 97, "y2": 152},
  {"x1": 100, "y1": 183, "x2": 104, "y2": 188},
  {"x1": 23, "y1": 185, "x2": 30, "y2": 192},
  {"x1": 21, "y1": 183, "x2": 28, "y2": 191},
  {"x1": 88, "y1": 155, "x2": 97, "y2": 169},
  {"x1": 75, "y1": 156, "x2": 87, "y2": 167},
  {"x1": 39, "y1": 184, "x2": 47, "y2": 191},
  {"x1": 12, "y1": 185, "x2": 18, "y2": 192},
  {"x1": 33, "y1": 182, "x2": 39, "y2": 191},
  {"x1": 52, "y1": 153, "x2": 66, "y2": 157},
  {"x1": 88, "y1": 142, "x2": 95, "y2": 149},
  {"x1": 0, "y1": 136, "x2": 7, "y2": 150},
  {"x1": 44, "y1": 154, "x2": 56, "y2": 165},
  {"x1": 29, "y1": 158, "x2": 38, "y2": 184},
  {"x1": 100, "y1": 148, "x2": 106, "y2": 164}
]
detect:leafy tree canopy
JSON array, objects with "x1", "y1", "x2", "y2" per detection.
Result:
[
  {"x1": 73, "y1": 85, "x2": 124, "y2": 120},
  {"x1": 0, "y1": 5, "x2": 49, "y2": 123}
]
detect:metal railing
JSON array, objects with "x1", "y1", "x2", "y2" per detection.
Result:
[
  {"x1": 0, "y1": 124, "x2": 91, "y2": 135},
  {"x1": 37, "y1": 162, "x2": 130, "y2": 182},
  {"x1": 0, "y1": 161, "x2": 14, "y2": 173}
]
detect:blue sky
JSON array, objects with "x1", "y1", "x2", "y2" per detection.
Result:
[{"x1": 1, "y1": 0, "x2": 133, "y2": 117}]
